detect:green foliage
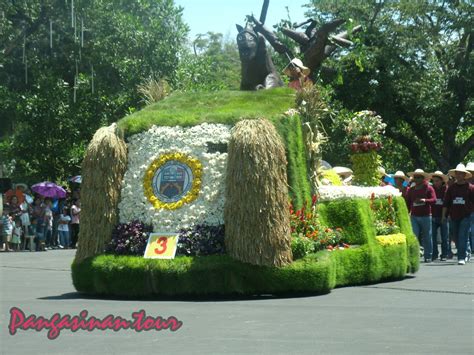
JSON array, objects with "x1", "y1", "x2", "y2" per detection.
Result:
[
  {"x1": 370, "y1": 196, "x2": 400, "y2": 236},
  {"x1": 118, "y1": 88, "x2": 296, "y2": 136},
  {"x1": 291, "y1": 236, "x2": 315, "y2": 259},
  {"x1": 351, "y1": 151, "x2": 382, "y2": 187},
  {"x1": 320, "y1": 169, "x2": 342, "y2": 186},
  {"x1": 308, "y1": 0, "x2": 473, "y2": 170},
  {"x1": 274, "y1": 113, "x2": 311, "y2": 208},
  {"x1": 0, "y1": 0, "x2": 188, "y2": 182},
  {"x1": 175, "y1": 32, "x2": 240, "y2": 92},
  {"x1": 317, "y1": 198, "x2": 375, "y2": 245}
]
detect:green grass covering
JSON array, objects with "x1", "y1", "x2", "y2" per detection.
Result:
[
  {"x1": 317, "y1": 199, "x2": 375, "y2": 245},
  {"x1": 392, "y1": 196, "x2": 419, "y2": 273},
  {"x1": 274, "y1": 115, "x2": 311, "y2": 209},
  {"x1": 71, "y1": 197, "x2": 418, "y2": 298},
  {"x1": 118, "y1": 88, "x2": 296, "y2": 137}
]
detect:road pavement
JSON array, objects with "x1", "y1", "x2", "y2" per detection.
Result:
[{"x1": 0, "y1": 250, "x2": 473, "y2": 354}]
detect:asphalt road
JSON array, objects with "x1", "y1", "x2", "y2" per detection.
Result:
[{"x1": 0, "y1": 250, "x2": 473, "y2": 355}]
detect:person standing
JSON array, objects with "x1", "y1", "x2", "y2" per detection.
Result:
[
  {"x1": 393, "y1": 171, "x2": 409, "y2": 198},
  {"x1": 58, "y1": 206, "x2": 71, "y2": 249},
  {"x1": 466, "y1": 162, "x2": 474, "y2": 259},
  {"x1": 70, "y1": 199, "x2": 81, "y2": 248},
  {"x1": 442, "y1": 164, "x2": 474, "y2": 265},
  {"x1": 406, "y1": 169, "x2": 436, "y2": 262},
  {"x1": 430, "y1": 171, "x2": 449, "y2": 261}
]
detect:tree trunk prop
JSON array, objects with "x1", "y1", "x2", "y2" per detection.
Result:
[
  {"x1": 225, "y1": 119, "x2": 293, "y2": 267},
  {"x1": 74, "y1": 123, "x2": 128, "y2": 262},
  {"x1": 250, "y1": 15, "x2": 362, "y2": 76}
]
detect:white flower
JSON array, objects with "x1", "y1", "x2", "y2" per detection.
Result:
[
  {"x1": 318, "y1": 185, "x2": 401, "y2": 201},
  {"x1": 119, "y1": 123, "x2": 230, "y2": 232}
]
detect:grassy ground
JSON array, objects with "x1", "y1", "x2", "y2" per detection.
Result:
[{"x1": 118, "y1": 88, "x2": 296, "y2": 137}]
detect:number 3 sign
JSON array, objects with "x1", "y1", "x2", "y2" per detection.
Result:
[{"x1": 144, "y1": 233, "x2": 179, "y2": 259}]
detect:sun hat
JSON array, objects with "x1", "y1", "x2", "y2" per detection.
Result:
[
  {"x1": 466, "y1": 162, "x2": 474, "y2": 173},
  {"x1": 448, "y1": 163, "x2": 472, "y2": 179},
  {"x1": 378, "y1": 167, "x2": 388, "y2": 177},
  {"x1": 407, "y1": 168, "x2": 431, "y2": 179},
  {"x1": 393, "y1": 171, "x2": 408, "y2": 181},
  {"x1": 332, "y1": 166, "x2": 353, "y2": 178},
  {"x1": 283, "y1": 58, "x2": 310, "y2": 76},
  {"x1": 430, "y1": 171, "x2": 448, "y2": 183}
]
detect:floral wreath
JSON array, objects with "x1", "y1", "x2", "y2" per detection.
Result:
[{"x1": 143, "y1": 152, "x2": 202, "y2": 210}]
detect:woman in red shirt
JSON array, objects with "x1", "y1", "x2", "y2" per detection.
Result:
[
  {"x1": 442, "y1": 164, "x2": 474, "y2": 265},
  {"x1": 406, "y1": 169, "x2": 437, "y2": 262}
]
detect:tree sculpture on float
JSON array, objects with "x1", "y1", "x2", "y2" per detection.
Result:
[
  {"x1": 249, "y1": 12, "x2": 362, "y2": 77},
  {"x1": 236, "y1": 0, "x2": 283, "y2": 90}
]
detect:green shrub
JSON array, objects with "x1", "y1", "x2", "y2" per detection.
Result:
[{"x1": 291, "y1": 236, "x2": 315, "y2": 259}]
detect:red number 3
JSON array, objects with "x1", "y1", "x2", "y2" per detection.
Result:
[{"x1": 154, "y1": 237, "x2": 168, "y2": 255}]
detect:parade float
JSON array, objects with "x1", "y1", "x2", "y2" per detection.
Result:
[
  {"x1": 71, "y1": 2, "x2": 418, "y2": 297},
  {"x1": 71, "y1": 88, "x2": 419, "y2": 298}
]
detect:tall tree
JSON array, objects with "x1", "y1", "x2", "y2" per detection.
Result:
[
  {"x1": 0, "y1": 0, "x2": 188, "y2": 182},
  {"x1": 308, "y1": 0, "x2": 473, "y2": 171}
]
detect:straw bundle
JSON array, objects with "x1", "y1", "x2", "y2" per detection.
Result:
[
  {"x1": 75, "y1": 123, "x2": 128, "y2": 262},
  {"x1": 225, "y1": 118, "x2": 292, "y2": 267}
]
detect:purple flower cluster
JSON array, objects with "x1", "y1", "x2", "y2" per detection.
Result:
[
  {"x1": 176, "y1": 224, "x2": 225, "y2": 256},
  {"x1": 105, "y1": 220, "x2": 152, "y2": 255}
]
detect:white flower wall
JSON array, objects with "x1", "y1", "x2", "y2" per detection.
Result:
[{"x1": 118, "y1": 123, "x2": 231, "y2": 232}]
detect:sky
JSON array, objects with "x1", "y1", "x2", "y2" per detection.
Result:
[{"x1": 174, "y1": 0, "x2": 311, "y2": 41}]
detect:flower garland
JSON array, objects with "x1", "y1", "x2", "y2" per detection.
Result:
[
  {"x1": 118, "y1": 123, "x2": 231, "y2": 232},
  {"x1": 143, "y1": 152, "x2": 202, "y2": 210},
  {"x1": 318, "y1": 185, "x2": 401, "y2": 201}
]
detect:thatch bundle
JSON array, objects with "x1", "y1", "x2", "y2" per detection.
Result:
[
  {"x1": 225, "y1": 118, "x2": 292, "y2": 267},
  {"x1": 75, "y1": 123, "x2": 128, "y2": 262}
]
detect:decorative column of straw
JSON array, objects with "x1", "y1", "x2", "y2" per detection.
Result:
[
  {"x1": 225, "y1": 118, "x2": 293, "y2": 267},
  {"x1": 75, "y1": 123, "x2": 128, "y2": 262}
]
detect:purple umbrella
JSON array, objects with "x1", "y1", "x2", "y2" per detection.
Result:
[{"x1": 31, "y1": 182, "x2": 67, "y2": 199}]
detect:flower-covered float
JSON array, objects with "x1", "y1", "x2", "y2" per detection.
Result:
[{"x1": 72, "y1": 88, "x2": 419, "y2": 297}]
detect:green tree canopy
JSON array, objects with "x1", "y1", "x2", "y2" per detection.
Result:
[
  {"x1": 308, "y1": 0, "x2": 473, "y2": 171},
  {"x1": 0, "y1": 0, "x2": 188, "y2": 182}
]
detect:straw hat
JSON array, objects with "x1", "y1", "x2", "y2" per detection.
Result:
[
  {"x1": 448, "y1": 163, "x2": 472, "y2": 179},
  {"x1": 466, "y1": 162, "x2": 474, "y2": 173},
  {"x1": 332, "y1": 166, "x2": 353, "y2": 178},
  {"x1": 393, "y1": 171, "x2": 408, "y2": 181},
  {"x1": 430, "y1": 171, "x2": 448, "y2": 183},
  {"x1": 378, "y1": 167, "x2": 388, "y2": 177},
  {"x1": 407, "y1": 168, "x2": 431, "y2": 179},
  {"x1": 283, "y1": 58, "x2": 310, "y2": 76}
]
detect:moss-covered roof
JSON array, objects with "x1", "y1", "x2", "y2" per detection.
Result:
[{"x1": 118, "y1": 88, "x2": 296, "y2": 137}]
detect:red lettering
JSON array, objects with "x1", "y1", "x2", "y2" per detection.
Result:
[
  {"x1": 8, "y1": 307, "x2": 25, "y2": 335},
  {"x1": 154, "y1": 237, "x2": 168, "y2": 254}
]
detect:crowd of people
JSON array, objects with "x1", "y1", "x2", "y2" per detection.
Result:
[
  {"x1": 388, "y1": 162, "x2": 474, "y2": 265},
  {"x1": 1, "y1": 184, "x2": 81, "y2": 252}
]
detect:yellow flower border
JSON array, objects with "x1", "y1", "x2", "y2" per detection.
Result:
[
  {"x1": 375, "y1": 233, "x2": 406, "y2": 246},
  {"x1": 143, "y1": 152, "x2": 202, "y2": 210}
]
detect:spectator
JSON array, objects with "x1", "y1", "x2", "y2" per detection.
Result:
[
  {"x1": 406, "y1": 169, "x2": 436, "y2": 262},
  {"x1": 11, "y1": 219, "x2": 22, "y2": 252},
  {"x1": 19, "y1": 197, "x2": 31, "y2": 250},
  {"x1": 393, "y1": 171, "x2": 409, "y2": 198},
  {"x1": 443, "y1": 164, "x2": 474, "y2": 265},
  {"x1": 1, "y1": 206, "x2": 14, "y2": 252},
  {"x1": 70, "y1": 198, "x2": 81, "y2": 248},
  {"x1": 58, "y1": 206, "x2": 71, "y2": 249},
  {"x1": 32, "y1": 197, "x2": 46, "y2": 251},
  {"x1": 43, "y1": 199, "x2": 54, "y2": 249}
]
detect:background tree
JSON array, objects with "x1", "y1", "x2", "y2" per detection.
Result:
[
  {"x1": 307, "y1": 0, "x2": 473, "y2": 171},
  {"x1": 0, "y1": 0, "x2": 188, "y2": 182}
]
